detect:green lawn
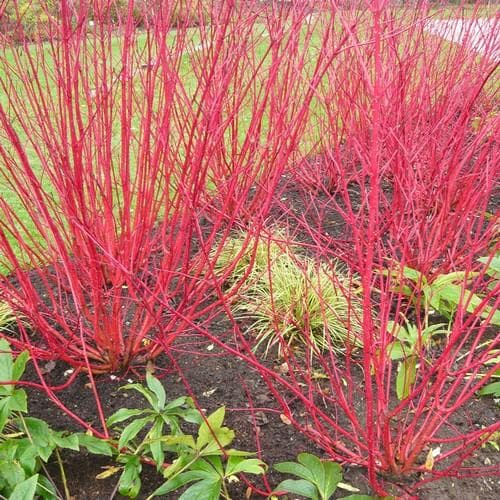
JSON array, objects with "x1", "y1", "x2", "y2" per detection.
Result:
[{"x1": 0, "y1": 7, "x2": 497, "y2": 272}]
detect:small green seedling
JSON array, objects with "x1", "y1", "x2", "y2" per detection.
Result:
[
  {"x1": 384, "y1": 263, "x2": 499, "y2": 325},
  {"x1": 106, "y1": 372, "x2": 202, "y2": 497},
  {"x1": 149, "y1": 406, "x2": 266, "y2": 499},
  {"x1": 272, "y1": 452, "x2": 380, "y2": 500},
  {"x1": 387, "y1": 319, "x2": 450, "y2": 400}
]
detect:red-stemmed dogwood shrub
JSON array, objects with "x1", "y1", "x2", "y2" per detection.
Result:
[
  {"x1": 183, "y1": 1, "x2": 499, "y2": 496},
  {"x1": 0, "y1": 0, "x2": 497, "y2": 494},
  {"x1": 0, "y1": 0, "x2": 336, "y2": 431}
]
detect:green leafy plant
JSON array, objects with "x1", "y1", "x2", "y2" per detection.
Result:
[
  {"x1": 478, "y1": 252, "x2": 500, "y2": 292},
  {"x1": 481, "y1": 430, "x2": 500, "y2": 452},
  {"x1": 105, "y1": 372, "x2": 202, "y2": 497},
  {"x1": 385, "y1": 264, "x2": 500, "y2": 325},
  {"x1": 149, "y1": 406, "x2": 266, "y2": 499},
  {"x1": 386, "y1": 320, "x2": 450, "y2": 400},
  {"x1": 239, "y1": 255, "x2": 363, "y2": 358},
  {"x1": 479, "y1": 380, "x2": 500, "y2": 398},
  {"x1": 0, "y1": 339, "x2": 113, "y2": 499},
  {"x1": 476, "y1": 350, "x2": 500, "y2": 399},
  {"x1": 272, "y1": 452, "x2": 379, "y2": 500}
]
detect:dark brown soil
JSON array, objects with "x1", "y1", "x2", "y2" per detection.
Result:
[
  {"x1": 12, "y1": 167, "x2": 500, "y2": 500},
  {"x1": 21, "y1": 334, "x2": 499, "y2": 500}
]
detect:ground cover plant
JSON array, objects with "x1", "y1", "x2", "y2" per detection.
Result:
[{"x1": 0, "y1": 0, "x2": 498, "y2": 498}]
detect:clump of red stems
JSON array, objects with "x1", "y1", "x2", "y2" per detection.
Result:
[
  {"x1": 0, "y1": 0, "x2": 498, "y2": 494},
  {"x1": 0, "y1": 0, "x2": 323, "y2": 373},
  {"x1": 0, "y1": 0, "x2": 334, "y2": 432},
  {"x1": 195, "y1": 0, "x2": 499, "y2": 496}
]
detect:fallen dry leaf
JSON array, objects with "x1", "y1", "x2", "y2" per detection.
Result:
[
  {"x1": 280, "y1": 413, "x2": 292, "y2": 425},
  {"x1": 278, "y1": 362, "x2": 289, "y2": 374},
  {"x1": 95, "y1": 466, "x2": 121, "y2": 480},
  {"x1": 253, "y1": 411, "x2": 269, "y2": 426},
  {"x1": 424, "y1": 448, "x2": 435, "y2": 471},
  {"x1": 202, "y1": 388, "x2": 217, "y2": 397},
  {"x1": 41, "y1": 360, "x2": 56, "y2": 374}
]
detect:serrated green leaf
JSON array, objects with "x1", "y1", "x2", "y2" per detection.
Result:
[
  {"x1": 0, "y1": 339, "x2": 13, "y2": 388},
  {"x1": 75, "y1": 433, "x2": 114, "y2": 456},
  {"x1": 120, "y1": 383, "x2": 157, "y2": 409},
  {"x1": 182, "y1": 408, "x2": 204, "y2": 425},
  {"x1": 437, "y1": 283, "x2": 468, "y2": 307},
  {"x1": 274, "y1": 479, "x2": 318, "y2": 499},
  {"x1": 148, "y1": 419, "x2": 165, "y2": 471},
  {"x1": 23, "y1": 418, "x2": 55, "y2": 460},
  {"x1": 8, "y1": 389, "x2": 28, "y2": 413},
  {"x1": 297, "y1": 453, "x2": 325, "y2": 488},
  {"x1": 387, "y1": 341, "x2": 406, "y2": 360},
  {"x1": 192, "y1": 456, "x2": 223, "y2": 475},
  {"x1": 151, "y1": 470, "x2": 213, "y2": 496},
  {"x1": 36, "y1": 473, "x2": 58, "y2": 500},
  {"x1": 12, "y1": 351, "x2": 29, "y2": 382},
  {"x1": 50, "y1": 432, "x2": 80, "y2": 451},
  {"x1": 479, "y1": 253, "x2": 500, "y2": 269},
  {"x1": 322, "y1": 460, "x2": 342, "y2": 498},
  {"x1": 8, "y1": 474, "x2": 38, "y2": 500},
  {"x1": 479, "y1": 381, "x2": 500, "y2": 397},
  {"x1": 164, "y1": 396, "x2": 189, "y2": 410},
  {"x1": 225, "y1": 456, "x2": 266, "y2": 476},
  {"x1": 23, "y1": 417, "x2": 50, "y2": 443},
  {"x1": 118, "y1": 456, "x2": 142, "y2": 498},
  {"x1": 274, "y1": 460, "x2": 315, "y2": 482},
  {"x1": 196, "y1": 407, "x2": 235, "y2": 453},
  {"x1": 292, "y1": 454, "x2": 341, "y2": 499},
  {"x1": 16, "y1": 441, "x2": 39, "y2": 474},
  {"x1": 179, "y1": 478, "x2": 221, "y2": 500},
  {"x1": 146, "y1": 373, "x2": 166, "y2": 410},
  {"x1": 162, "y1": 434, "x2": 196, "y2": 450},
  {"x1": 478, "y1": 254, "x2": 500, "y2": 278},
  {"x1": 199, "y1": 428, "x2": 235, "y2": 456},
  {"x1": 197, "y1": 407, "x2": 225, "y2": 448},
  {"x1": 0, "y1": 460, "x2": 26, "y2": 489},
  {"x1": 489, "y1": 309, "x2": 500, "y2": 327},
  {"x1": 401, "y1": 266, "x2": 423, "y2": 283},
  {"x1": 0, "y1": 398, "x2": 13, "y2": 433},
  {"x1": 107, "y1": 408, "x2": 147, "y2": 427},
  {"x1": 162, "y1": 454, "x2": 193, "y2": 479},
  {"x1": 118, "y1": 416, "x2": 152, "y2": 450},
  {"x1": 388, "y1": 322, "x2": 409, "y2": 342}
]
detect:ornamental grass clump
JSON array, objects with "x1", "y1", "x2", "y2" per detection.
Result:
[
  {"x1": 0, "y1": 302, "x2": 16, "y2": 333},
  {"x1": 240, "y1": 254, "x2": 363, "y2": 358},
  {"x1": 210, "y1": 228, "x2": 295, "y2": 288}
]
